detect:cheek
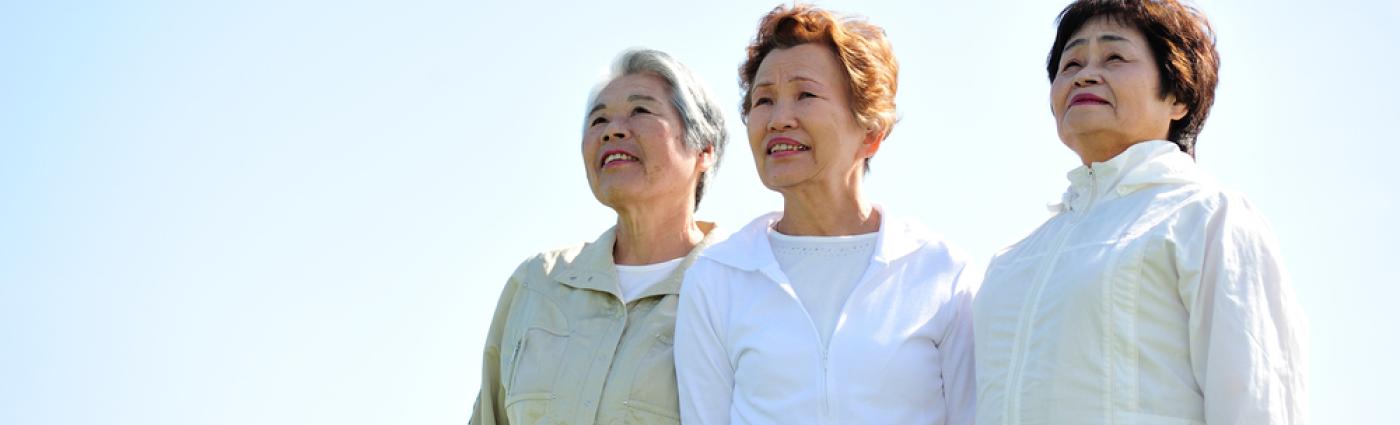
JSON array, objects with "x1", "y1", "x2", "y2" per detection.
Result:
[
  {"x1": 1049, "y1": 80, "x2": 1070, "y2": 116},
  {"x1": 745, "y1": 116, "x2": 767, "y2": 151},
  {"x1": 581, "y1": 134, "x2": 595, "y2": 160}
]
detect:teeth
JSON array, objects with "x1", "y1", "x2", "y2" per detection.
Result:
[
  {"x1": 603, "y1": 152, "x2": 638, "y2": 165},
  {"x1": 769, "y1": 144, "x2": 808, "y2": 153}
]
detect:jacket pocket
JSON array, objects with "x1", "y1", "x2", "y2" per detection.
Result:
[
  {"x1": 503, "y1": 288, "x2": 574, "y2": 422},
  {"x1": 624, "y1": 331, "x2": 681, "y2": 423},
  {"x1": 506, "y1": 325, "x2": 572, "y2": 405}
]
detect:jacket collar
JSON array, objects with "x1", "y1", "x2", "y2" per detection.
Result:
[
  {"x1": 547, "y1": 222, "x2": 721, "y2": 299},
  {"x1": 1052, "y1": 140, "x2": 1213, "y2": 212},
  {"x1": 700, "y1": 204, "x2": 926, "y2": 273}
]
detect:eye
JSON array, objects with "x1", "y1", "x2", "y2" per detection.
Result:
[
  {"x1": 799, "y1": 91, "x2": 818, "y2": 99},
  {"x1": 631, "y1": 106, "x2": 652, "y2": 115},
  {"x1": 1106, "y1": 53, "x2": 1126, "y2": 62},
  {"x1": 752, "y1": 96, "x2": 772, "y2": 107},
  {"x1": 1061, "y1": 60, "x2": 1082, "y2": 72},
  {"x1": 590, "y1": 116, "x2": 608, "y2": 126}
]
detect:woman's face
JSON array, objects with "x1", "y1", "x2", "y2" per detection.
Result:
[
  {"x1": 582, "y1": 73, "x2": 708, "y2": 211},
  {"x1": 1050, "y1": 16, "x2": 1187, "y2": 163},
  {"x1": 746, "y1": 43, "x2": 876, "y2": 193}
]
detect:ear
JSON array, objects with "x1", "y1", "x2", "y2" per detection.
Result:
[
  {"x1": 1168, "y1": 96, "x2": 1188, "y2": 121},
  {"x1": 861, "y1": 129, "x2": 885, "y2": 159},
  {"x1": 695, "y1": 145, "x2": 716, "y2": 173}
]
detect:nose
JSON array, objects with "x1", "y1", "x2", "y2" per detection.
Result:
[
  {"x1": 767, "y1": 101, "x2": 798, "y2": 132},
  {"x1": 1072, "y1": 65, "x2": 1101, "y2": 88},
  {"x1": 601, "y1": 122, "x2": 629, "y2": 143}
]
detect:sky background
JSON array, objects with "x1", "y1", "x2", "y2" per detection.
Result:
[{"x1": 3, "y1": 0, "x2": 1397, "y2": 423}]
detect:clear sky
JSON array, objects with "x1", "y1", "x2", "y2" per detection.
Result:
[{"x1": 3, "y1": 0, "x2": 1396, "y2": 423}]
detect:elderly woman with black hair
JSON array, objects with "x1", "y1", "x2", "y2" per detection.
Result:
[
  {"x1": 974, "y1": 1, "x2": 1308, "y2": 424},
  {"x1": 470, "y1": 49, "x2": 727, "y2": 425}
]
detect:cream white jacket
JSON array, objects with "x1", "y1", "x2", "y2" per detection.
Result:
[
  {"x1": 675, "y1": 209, "x2": 979, "y2": 425},
  {"x1": 974, "y1": 141, "x2": 1309, "y2": 425}
]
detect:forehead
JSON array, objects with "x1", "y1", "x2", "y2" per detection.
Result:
[
  {"x1": 754, "y1": 43, "x2": 846, "y2": 84},
  {"x1": 595, "y1": 73, "x2": 671, "y2": 104},
  {"x1": 1068, "y1": 15, "x2": 1150, "y2": 47}
]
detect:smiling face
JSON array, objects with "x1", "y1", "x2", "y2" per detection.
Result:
[
  {"x1": 582, "y1": 73, "x2": 709, "y2": 211},
  {"x1": 1050, "y1": 16, "x2": 1187, "y2": 164},
  {"x1": 745, "y1": 43, "x2": 876, "y2": 193}
]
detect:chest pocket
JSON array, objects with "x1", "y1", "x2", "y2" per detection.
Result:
[{"x1": 504, "y1": 286, "x2": 574, "y2": 419}]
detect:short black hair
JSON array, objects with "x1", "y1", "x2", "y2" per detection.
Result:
[{"x1": 1047, "y1": 0, "x2": 1220, "y2": 156}]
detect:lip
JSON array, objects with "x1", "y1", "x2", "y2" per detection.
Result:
[
  {"x1": 599, "y1": 148, "x2": 640, "y2": 168},
  {"x1": 764, "y1": 136, "x2": 810, "y2": 157},
  {"x1": 1069, "y1": 93, "x2": 1110, "y2": 107}
]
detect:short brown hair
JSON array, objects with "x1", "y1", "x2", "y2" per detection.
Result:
[
  {"x1": 1046, "y1": 0, "x2": 1219, "y2": 156},
  {"x1": 739, "y1": 4, "x2": 899, "y2": 169}
]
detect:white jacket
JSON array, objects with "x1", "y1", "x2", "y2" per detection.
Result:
[
  {"x1": 974, "y1": 141, "x2": 1309, "y2": 425},
  {"x1": 675, "y1": 208, "x2": 979, "y2": 425}
]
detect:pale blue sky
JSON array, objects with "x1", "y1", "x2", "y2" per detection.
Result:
[{"x1": 2, "y1": 0, "x2": 1396, "y2": 423}]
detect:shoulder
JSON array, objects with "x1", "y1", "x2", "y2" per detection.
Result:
[
  {"x1": 693, "y1": 211, "x2": 781, "y2": 270},
  {"x1": 681, "y1": 215, "x2": 781, "y2": 299},
  {"x1": 514, "y1": 241, "x2": 587, "y2": 280},
  {"x1": 504, "y1": 231, "x2": 616, "y2": 299},
  {"x1": 680, "y1": 254, "x2": 748, "y2": 301},
  {"x1": 883, "y1": 215, "x2": 982, "y2": 291},
  {"x1": 1168, "y1": 180, "x2": 1275, "y2": 236}
]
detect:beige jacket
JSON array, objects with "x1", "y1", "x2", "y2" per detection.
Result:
[{"x1": 471, "y1": 224, "x2": 719, "y2": 425}]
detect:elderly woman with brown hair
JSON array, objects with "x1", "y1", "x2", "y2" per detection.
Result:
[
  {"x1": 973, "y1": 1, "x2": 1308, "y2": 424},
  {"x1": 469, "y1": 49, "x2": 727, "y2": 425},
  {"x1": 674, "y1": 4, "x2": 978, "y2": 425}
]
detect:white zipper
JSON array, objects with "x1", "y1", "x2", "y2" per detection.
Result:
[
  {"x1": 1005, "y1": 168, "x2": 1099, "y2": 423},
  {"x1": 768, "y1": 265, "x2": 835, "y2": 425}
]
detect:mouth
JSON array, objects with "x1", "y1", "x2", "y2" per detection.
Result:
[
  {"x1": 1069, "y1": 93, "x2": 1110, "y2": 107},
  {"x1": 765, "y1": 137, "x2": 810, "y2": 156},
  {"x1": 600, "y1": 149, "x2": 640, "y2": 168}
]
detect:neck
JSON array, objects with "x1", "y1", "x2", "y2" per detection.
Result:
[
  {"x1": 775, "y1": 175, "x2": 879, "y2": 236},
  {"x1": 1067, "y1": 132, "x2": 1137, "y2": 166},
  {"x1": 612, "y1": 198, "x2": 706, "y2": 265}
]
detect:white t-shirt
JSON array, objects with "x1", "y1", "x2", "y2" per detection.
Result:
[
  {"x1": 767, "y1": 228, "x2": 879, "y2": 348},
  {"x1": 615, "y1": 257, "x2": 684, "y2": 304}
]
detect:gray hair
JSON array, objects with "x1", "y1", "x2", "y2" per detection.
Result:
[{"x1": 584, "y1": 49, "x2": 728, "y2": 211}]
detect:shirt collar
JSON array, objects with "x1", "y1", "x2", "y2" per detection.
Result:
[
  {"x1": 700, "y1": 204, "x2": 926, "y2": 273},
  {"x1": 548, "y1": 222, "x2": 721, "y2": 298},
  {"x1": 1051, "y1": 140, "x2": 1213, "y2": 212}
]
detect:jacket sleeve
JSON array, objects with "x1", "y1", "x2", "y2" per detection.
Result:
[
  {"x1": 674, "y1": 264, "x2": 734, "y2": 425},
  {"x1": 1177, "y1": 197, "x2": 1309, "y2": 425},
  {"x1": 470, "y1": 261, "x2": 528, "y2": 425},
  {"x1": 940, "y1": 259, "x2": 982, "y2": 425}
]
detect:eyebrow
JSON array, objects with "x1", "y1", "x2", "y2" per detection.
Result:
[
  {"x1": 1063, "y1": 34, "x2": 1131, "y2": 52},
  {"x1": 589, "y1": 94, "x2": 661, "y2": 116},
  {"x1": 753, "y1": 76, "x2": 821, "y2": 89}
]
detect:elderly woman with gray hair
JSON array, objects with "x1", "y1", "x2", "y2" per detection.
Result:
[{"x1": 470, "y1": 49, "x2": 728, "y2": 425}]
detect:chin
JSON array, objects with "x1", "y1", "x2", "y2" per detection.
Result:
[{"x1": 761, "y1": 173, "x2": 811, "y2": 193}]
